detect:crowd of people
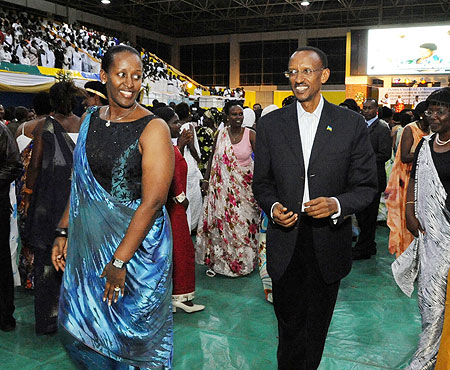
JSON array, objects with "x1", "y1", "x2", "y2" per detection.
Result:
[
  {"x1": 0, "y1": 7, "x2": 198, "y2": 99},
  {"x1": 0, "y1": 41, "x2": 449, "y2": 370}
]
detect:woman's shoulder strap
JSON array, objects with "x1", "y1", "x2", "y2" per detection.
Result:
[{"x1": 146, "y1": 114, "x2": 158, "y2": 123}]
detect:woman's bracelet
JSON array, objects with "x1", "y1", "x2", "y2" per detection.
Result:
[
  {"x1": 55, "y1": 227, "x2": 68, "y2": 238},
  {"x1": 200, "y1": 179, "x2": 209, "y2": 184},
  {"x1": 405, "y1": 201, "x2": 415, "y2": 205}
]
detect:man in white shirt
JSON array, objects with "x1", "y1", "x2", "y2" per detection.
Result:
[
  {"x1": 253, "y1": 46, "x2": 377, "y2": 369},
  {"x1": 0, "y1": 45, "x2": 12, "y2": 63},
  {"x1": 71, "y1": 47, "x2": 82, "y2": 71}
]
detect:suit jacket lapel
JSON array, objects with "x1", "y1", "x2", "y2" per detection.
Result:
[
  {"x1": 281, "y1": 102, "x2": 304, "y2": 165},
  {"x1": 309, "y1": 100, "x2": 332, "y2": 168}
]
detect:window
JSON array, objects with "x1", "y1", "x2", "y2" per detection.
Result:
[
  {"x1": 307, "y1": 37, "x2": 346, "y2": 84},
  {"x1": 136, "y1": 37, "x2": 172, "y2": 63},
  {"x1": 240, "y1": 39, "x2": 298, "y2": 86},
  {"x1": 180, "y1": 43, "x2": 230, "y2": 86}
]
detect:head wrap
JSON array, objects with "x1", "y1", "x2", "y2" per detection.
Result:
[
  {"x1": 242, "y1": 108, "x2": 256, "y2": 128},
  {"x1": 204, "y1": 110, "x2": 214, "y2": 120},
  {"x1": 261, "y1": 104, "x2": 279, "y2": 117},
  {"x1": 426, "y1": 87, "x2": 450, "y2": 107}
]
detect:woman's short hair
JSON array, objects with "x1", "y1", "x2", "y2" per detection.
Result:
[
  {"x1": 223, "y1": 101, "x2": 242, "y2": 116},
  {"x1": 49, "y1": 81, "x2": 79, "y2": 115},
  {"x1": 154, "y1": 107, "x2": 175, "y2": 123},
  {"x1": 413, "y1": 101, "x2": 428, "y2": 120},
  {"x1": 101, "y1": 45, "x2": 141, "y2": 73},
  {"x1": 399, "y1": 113, "x2": 412, "y2": 127},
  {"x1": 33, "y1": 92, "x2": 52, "y2": 116},
  {"x1": 175, "y1": 102, "x2": 190, "y2": 121}
]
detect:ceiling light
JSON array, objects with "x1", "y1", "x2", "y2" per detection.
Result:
[
  {"x1": 301, "y1": 1, "x2": 310, "y2": 6},
  {"x1": 101, "y1": 0, "x2": 111, "y2": 4}
]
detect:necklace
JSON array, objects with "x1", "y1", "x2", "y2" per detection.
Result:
[
  {"x1": 228, "y1": 127, "x2": 242, "y2": 143},
  {"x1": 104, "y1": 102, "x2": 138, "y2": 127},
  {"x1": 435, "y1": 133, "x2": 450, "y2": 146}
]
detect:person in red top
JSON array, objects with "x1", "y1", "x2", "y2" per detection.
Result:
[{"x1": 154, "y1": 106, "x2": 204, "y2": 313}]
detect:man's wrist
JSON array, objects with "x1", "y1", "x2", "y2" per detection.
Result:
[
  {"x1": 270, "y1": 202, "x2": 280, "y2": 220},
  {"x1": 330, "y1": 197, "x2": 341, "y2": 221}
]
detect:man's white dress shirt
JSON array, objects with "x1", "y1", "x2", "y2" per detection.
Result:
[{"x1": 271, "y1": 96, "x2": 340, "y2": 220}]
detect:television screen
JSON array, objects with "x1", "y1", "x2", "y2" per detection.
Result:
[{"x1": 367, "y1": 25, "x2": 450, "y2": 75}]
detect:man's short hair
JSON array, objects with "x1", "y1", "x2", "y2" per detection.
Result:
[
  {"x1": 365, "y1": 98, "x2": 378, "y2": 107},
  {"x1": 339, "y1": 99, "x2": 360, "y2": 112},
  {"x1": 293, "y1": 46, "x2": 328, "y2": 69}
]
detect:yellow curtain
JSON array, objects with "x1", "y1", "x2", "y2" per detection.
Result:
[{"x1": 0, "y1": 81, "x2": 54, "y2": 92}]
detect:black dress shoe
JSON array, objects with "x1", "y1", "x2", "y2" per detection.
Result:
[
  {"x1": 0, "y1": 316, "x2": 16, "y2": 332},
  {"x1": 352, "y1": 252, "x2": 371, "y2": 261}
]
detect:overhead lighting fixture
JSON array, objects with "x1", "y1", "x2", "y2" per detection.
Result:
[
  {"x1": 301, "y1": 1, "x2": 310, "y2": 6},
  {"x1": 101, "y1": 0, "x2": 110, "y2": 4}
]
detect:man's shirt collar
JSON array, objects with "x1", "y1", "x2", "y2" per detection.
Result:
[
  {"x1": 297, "y1": 95, "x2": 324, "y2": 119},
  {"x1": 366, "y1": 116, "x2": 377, "y2": 127}
]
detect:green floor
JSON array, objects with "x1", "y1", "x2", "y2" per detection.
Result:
[{"x1": 1, "y1": 225, "x2": 421, "y2": 369}]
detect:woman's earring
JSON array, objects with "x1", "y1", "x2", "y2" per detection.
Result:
[{"x1": 102, "y1": 81, "x2": 106, "y2": 85}]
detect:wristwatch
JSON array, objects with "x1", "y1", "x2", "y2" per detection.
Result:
[
  {"x1": 111, "y1": 257, "x2": 127, "y2": 269},
  {"x1": 173, "y1": 192, "x2": 186, "y2": 204}
]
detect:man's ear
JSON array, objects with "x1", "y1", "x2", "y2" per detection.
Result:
[{"x1": 321, "y1": 68, "x2": 330, "y2": 84}]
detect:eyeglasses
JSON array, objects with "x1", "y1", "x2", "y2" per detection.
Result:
[
  {"x1": 283, "y1": 68, "x2": 324, "y2": 78},
  {"x1": 424, "y1": 109, "x2": 449, "y2": 118}
]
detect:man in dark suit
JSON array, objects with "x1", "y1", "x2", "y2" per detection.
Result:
[
  {"x1": 252, "y1": 46, "x2": 378, "y2": 369},
  {"x1": 353, "y1": 98, "x2": 392, "y2": 260}
]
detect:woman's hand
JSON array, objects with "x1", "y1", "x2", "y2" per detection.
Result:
[
  {"x1": 22, "y1": 193, "x2": 32, "y2": 217},
  {"x1": 201, "y1": 180, "x2": 209, "y2": 194},
  {"x1": 100, "y1": 263, "x2": 126, "y2": 306},
  {"x1": 406, "y1": 208, "x2": 425, "y2": 237},
  {"x1": 178, "y1": 129, "x2": 193, "y2": 152},
  {"x1": 51, "y1": 236, "x2": 68, "y2": 271}
]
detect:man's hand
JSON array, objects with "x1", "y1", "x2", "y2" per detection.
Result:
[
  {"x1": 304, "y1": 197, "x2": 338, "y2": 219},
  {"x1": 273, "y1": 203, "x2": 298, "y2": 228}
]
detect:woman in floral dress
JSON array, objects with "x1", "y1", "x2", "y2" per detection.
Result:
[{"x1": 196, "y1": 102, "x2": 259, "y2": 277}]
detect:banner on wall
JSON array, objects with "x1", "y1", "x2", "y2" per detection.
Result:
[
  {"x1": 378, "y1": 87, "x2": 440, "y2": 109},
  {"x1": 0, "y1": 62, "x2": 100, "y2": 93}
]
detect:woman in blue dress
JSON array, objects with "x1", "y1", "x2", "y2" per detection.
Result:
[{"x1": 51, "y1": 45, "x2": 175, "y2": 369}]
